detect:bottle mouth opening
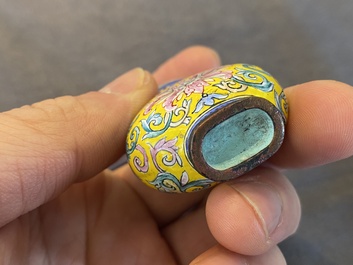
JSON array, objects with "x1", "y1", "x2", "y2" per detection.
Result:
[{"x1": 201, "y1": 108, "x2": 274, "y2": 171}]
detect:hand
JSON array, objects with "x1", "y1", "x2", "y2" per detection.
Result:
[{"x1": 0, "y1": 46, "x2": 352, "y2": 265}]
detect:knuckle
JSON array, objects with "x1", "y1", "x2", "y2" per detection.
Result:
[
  {"x1": 30, "y1": 96, "x2": 90, "y2": 125},
  {"x1": 0, "y1": 95, "x2": 91, "y2": 138},
  {"x1": 0, "y1": 95, "x2": 93, "y2": 225}
]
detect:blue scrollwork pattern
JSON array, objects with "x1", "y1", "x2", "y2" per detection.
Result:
[
  {"x1": 141, "y1": 111, "x2": 172, "y2": 139},
  {"x1": 233, "y1": 65, "x2": 274, "y2": 92},
  {"x1": 149, "y1": 172, "x2": 214, "y2": 193},
  {"x1": 126, "y1": 126, "x2": 140, "y2": 155}
]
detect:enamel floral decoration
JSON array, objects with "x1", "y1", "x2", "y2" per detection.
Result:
[{"x1": 126, "y1": 64, "x2": 288, "y2": 193}]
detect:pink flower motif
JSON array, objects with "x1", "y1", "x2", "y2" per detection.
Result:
[
  {"x1": 201, "y1": 68, "x2": 233, "y2": 80},
  {"x1": 150, "y1": 137, "x2": 182, "y2": 172},
  {"x1": 184, "y1": 79, "x2": 208, "y2": 96},
  {"x1": 182, "y1": 68, "x2": 233, "y2": 97},
  {"x1": 144, "y1": 67, "x2": 234, "y2": 113},
  {"x1": 153, "y1": 137, "x2": 178, "y2": 151},
  {"x1": 133, "y1": 145, "x2": 149, "y2": 173},
  {"x1": 144, "y1": 87, "x2": 173, "y2": 115},
  {"x1": 162, "y1": 87, "x2": 184, "y2": 112}
]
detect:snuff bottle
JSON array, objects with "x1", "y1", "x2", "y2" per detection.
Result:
[{"x1": 126, "y1": 64, "x2": 288, "y2": 193}]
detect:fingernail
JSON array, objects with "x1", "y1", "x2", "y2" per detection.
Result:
[
  {"x1": 229, "y1": 180, "x2": 283, "y2": 239},
  {"x1": 99, "y1": 67, "x2": 150, "y2": 95}
]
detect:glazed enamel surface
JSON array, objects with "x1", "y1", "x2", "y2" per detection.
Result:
[
  {"x1": 126, "y1": 64, "x2": 288, "y2": 193},
  {"x1": 201, "y1": 109, "x2": 274, "y2": 171}
]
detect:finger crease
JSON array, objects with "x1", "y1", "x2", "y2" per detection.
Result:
[{"x1": 230, "y1": 186, "x2": 269, "y2": 239}]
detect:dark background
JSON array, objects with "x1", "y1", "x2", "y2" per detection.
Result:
[{"x1": 1, "y1": 1, "x2": 352, "y2": 264}]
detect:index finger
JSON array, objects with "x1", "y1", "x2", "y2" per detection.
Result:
[{"x1": 270, "y1": 80, "x2": 353, "y2": 168}]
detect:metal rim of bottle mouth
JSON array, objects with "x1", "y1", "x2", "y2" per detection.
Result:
[{"x1": 186, "y1": 96, "x2": 285, "y2": 182}]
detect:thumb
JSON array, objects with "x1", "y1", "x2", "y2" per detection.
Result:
[{"x1": 0, "y1": 68, "x2": 157, "y2": 226}]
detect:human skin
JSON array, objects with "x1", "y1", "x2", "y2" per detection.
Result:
[{"x1": 0, "y1": 46, "x2": 352, "y2": 264}]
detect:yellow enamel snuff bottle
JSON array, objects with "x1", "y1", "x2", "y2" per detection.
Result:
[{"x1": 126, "y1": 64, "x2": 288, "y2": 193}]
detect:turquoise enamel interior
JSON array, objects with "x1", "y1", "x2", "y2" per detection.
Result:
[{"x1": 201, "y1": 108, "x2": 274, "y2": 171}]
